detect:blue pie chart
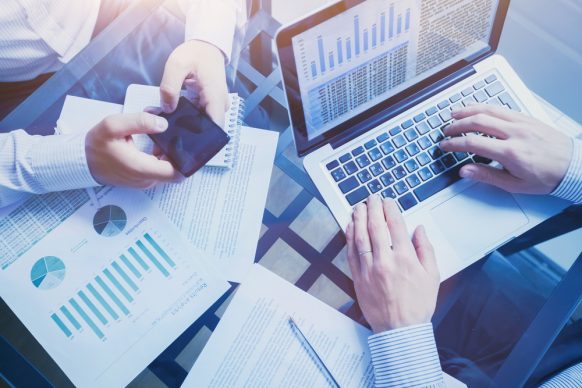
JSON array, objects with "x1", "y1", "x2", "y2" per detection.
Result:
[
  {"x1": 93, "y1": 205, "x2": 127, "y2": 237},
  {"x1": 31, "y1": 256, "x2": 66, "y2": 290}
]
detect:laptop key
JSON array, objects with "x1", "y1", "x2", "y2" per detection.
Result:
[
  {"x1": 339, "y1": 153, "x2": 352, "y2": 163},
  {"x1": 394, "y1": 181, "x2": 409, "y2": 195},
  {"x1": 380, "y1": 172, "x2": 395, "y2": 187},
  {"x1": 430, "y1": 160, "x2": 446, "y2": 175},
  {"x1": 392, "y1": 134, "x2": 407, "y2": 148},
  {"x1": 356, "y1": 155, "x2": 371, "y2": 168},
  {"x1": 344, "y1": 161, "x2": 358, "y2": 175},
  {"x1": 454, "y1": 152, "x2": 469, "y2": 161},
  {"x1": 414, "y1": 161, "x2": 471, "y2": 202},
  {"x1": 405, "y1": 143, "x2": 420, "y2": 156},
  {"x1": 369, "y1": 148, "x2": 383, "y2": 161},
  {"x1": 461, "y1": 87, "x2": 474, "y2": 97},
  {"x1": 439, "y1": 109, "x2": 453, "y2": 123},
  {"x1": 331, "y1": 168, "x2": 346, "y2": 182},
  {"x1": 404, "y1": 159, "x2": 419, "y2": 173},
  {"x1": 404, "y1": 128, "x2": 419, "y2": 142},
  {"x1": 393, "y1": 166, "x2": 407, "y2": 180},
  {"x1": 377, "y1": 132, "x2": 390, "y2": 143},
  {"x1": 437, "y1": 100, "x2": 450, "y2": 110},
  {"x1": 381, "y1": 187, "x2": 397, "y2": 199},
  {"x1": 485, "y1": 74, "x2": 497, "y2": 84},
  {"x1": 462, "y1": 95, "x2": 476, "y2": 106},
  {"x1": 473, "y1": 155, "x2": 492, "y2": 164},
  {"x1": 429, "y1": 146, "x2": 444, "y2": 160},
  {"x1": 450, "y1": 93, "x2": 462, "y2": 103},
  {"x1": 398, "y1": 193, "x2": 418, "y2": 211},
  {"x1": 352, "y1": 146, "x2": 365, "y2": 156},
  {"x1": 382, "y1": 156, "x2": 396, "y2": 169},
  {"x1": 429, "y1": 130, "x2": 444, "y2": 143},
  {"x1": 441, "y1": 153, "x2": 457, "y2": 168},
  {"x1": 394, "y1": 149, "x2": 408, "y2": 163},
  {"x1": 357, "y1": 170, "x2": 372, "y2": 183},
  {"x1": 418, "y1": 137, "x2": 432, "y2": 150},
  {"x1": 380, "y1": 142, "x2": 395, "y2": 155},
  {"x1": 474, "y1": 89, "x2": 488, "y2": 103},
  {"x1": 425, "y1": 106, "x2": 438, "y2": 116},
  {"x1": 346, "y1": 186, "x2": 370, "y2": 206},
  {"x1": 338, "y1": 176, "x2": 359, "y2": 193},
  {"x1": 406, "y1": 173, "x2": 421, "y2": 188},
  {"x1": 367, "y1": 179, "x2": 383, "y2": 193},
  {"x1": 413, "y1": 113, "x2": 426, "y2": 123},
  {"x1": 428, "y1": 115, "x2": 442, "y2": 129},
  {"x1": 370, "y1": 163, "x2": 384, "y2": 176},
  {"x1": 473, "y1": 80, "x2": 486, "y2": 90},
  {"x1": 419, "y1": 167, "x2": 433, "y2": 181},
  {"x1": 389, "y1": 126, "x2": 402, "y2": 136},
  {"x1": 326, "y1": 160, "x2": 339, "y2": 171},
  {"x1": 365, "y1": 139, "x2": 377, "y2": 150},
  {"x1": 485, "y1": 81, "x2": 505, "y2": 97},
  {"x1": 401, "y1": 119, "x2": 414, "y2": 129},
  {"x1": 499, "y1": 92, "x2": 521, "y2": 112},
  {"x1": 417, "y1": 152, "x2": 432, "y2": 166},
  {"x1": 416, "y1": 121, "x2": 431, "y2": 135}
]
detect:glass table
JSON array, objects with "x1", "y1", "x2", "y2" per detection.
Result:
[{"x1": 1, "y1": 1, "x2": 581, "y2": 387}]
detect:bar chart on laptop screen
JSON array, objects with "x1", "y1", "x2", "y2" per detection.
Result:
[{"x1": 292, "y1": 0, "x2": 419, "y2": 139}]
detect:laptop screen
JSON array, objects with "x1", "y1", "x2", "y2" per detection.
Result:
[{"x1": 290, "y1": 0, "x2": 500, "y2": 142}]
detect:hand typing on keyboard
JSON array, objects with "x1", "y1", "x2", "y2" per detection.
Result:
[
  {"x1": 345, "y1": 195, "x2": 440, "y2": 333},
  {"x1": 440, "y1": 105, "x2": 573, "y2": 195}
]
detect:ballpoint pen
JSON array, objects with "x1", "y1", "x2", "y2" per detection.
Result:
[{"x1": 288, "y1": 317, "x2": 341, "y2": 388}]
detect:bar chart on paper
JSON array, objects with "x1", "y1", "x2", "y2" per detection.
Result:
[{"x1": 292, "y1": 0, "x2": 418, "y2": 138}]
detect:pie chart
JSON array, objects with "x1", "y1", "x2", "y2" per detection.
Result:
[
  {"x1": 93, "y1": 205, "x2": 127, "y2": 237},
  {"x1": 31, "y1": 256, "x2": 66, "y2": 290}
]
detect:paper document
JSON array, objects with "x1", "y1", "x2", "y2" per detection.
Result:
[
  {"x1": 184, "y1": 264, "x2": 466, "y2": 387},
  {"x1": 0, "y1": 187, "x2": 230, "y2": 387}
]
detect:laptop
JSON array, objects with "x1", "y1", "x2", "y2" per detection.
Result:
[{"x1": 275, "y1": 0, "x2": 570, "y2": 280}]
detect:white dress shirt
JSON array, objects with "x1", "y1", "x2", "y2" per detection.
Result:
[{"x1": 0, "y1": 0, "x2": 245, "y2": 208}]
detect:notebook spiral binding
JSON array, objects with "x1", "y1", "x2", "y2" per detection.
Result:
[{"x1": 223, "y1": 95, "x2": 245, "y2": 168}]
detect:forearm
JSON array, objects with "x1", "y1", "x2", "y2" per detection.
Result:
[
  {"x1": 0, "y1": 130, "x2": 98, "y2": 208},
  {"x1": 551, "y1": 138, "x2": 582, "y2": 204},
  {"x1": 368, "y1": 323, "x2": 445, "y2": 388}
]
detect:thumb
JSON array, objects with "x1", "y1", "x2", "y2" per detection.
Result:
[
  {"x1": 460, "y1": 163, "x2": 522, "y2": 193},
  {"x1": 412, "y1": 225, "x2": 439, "y2": 280},
  {"x1": 160, "y1": 57, "x2": 190, "y2": 113},
  {"x1": 101, "y1": 113, "x2": 168, "y2": 138}
]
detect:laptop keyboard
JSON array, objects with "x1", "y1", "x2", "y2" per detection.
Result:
[{"x1": 326, "y1": 74, "x2": 522, "y2": 211}]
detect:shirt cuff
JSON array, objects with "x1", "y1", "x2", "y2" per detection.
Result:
[
  {"x1": 368, "y1": 323, "x2": 444, "y2": 388},
  {"x1": 29, "y1": 132, "x2": 100, "y2": 193},
  {"x1": 551, "y1": 139, "x2": 582, "y2": 204},
  {"x1": 183, "y1": 0, "x2": 237, "y2": 62}
]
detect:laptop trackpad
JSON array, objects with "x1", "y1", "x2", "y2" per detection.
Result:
[{"x1": 430, "y1": 184, "x2": 529, "y2": 260}]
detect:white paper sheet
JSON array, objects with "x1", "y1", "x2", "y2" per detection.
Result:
[
  {"x1": 0, "y1": 187, "x2": 230, "y2": 387},
  {"x1": 184, "y1": 264, "x2": 466, "y2": 387}
]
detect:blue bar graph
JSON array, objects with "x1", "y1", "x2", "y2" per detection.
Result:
[
  {"x1": 137, "y1": 240, "x2": 170, "y2": 278},
  {"x1": 78, "y1": 291, "x2": 108, "y2": 325},
  {"x1": 397, "y1": 15, "x2": 402, "y2": 35},
  {"x1": 405, "y1": 8, "x2": 410, "y2": 31},
  {"x1": 70, "y1": 298, "x2": 105, "y2": 340},
  {"x1": 95, "y1": 276, "x2": 130, "y2": 316},
  {"x1": 60, "y1": 306, "x2": 81, "y2": 330},
  {"x1": 112, "y1": 261, "x2": 139, "y2": 292},
  {"x1": 129, "y1": 247, "x2": 149, "y2": 272},
  {"x1": 311, "y1": 61, "x2": 317, "y2": 78},
  {"x1": 87, "y1": 283, "x2": 119, "y2": 321},
  {"x1": 389, "y1": 5, "x2": 394, "y2": 39},
  {"x1": 354, "y1": 15, "x2": 360, "y2": 55},
  {"x1": 363, "y1": 29, "x2": 369, "y2": 51},
  {"x1": 346, "y1": 38, "x2": 352, "y2": 60},
  {"x1": 329, "y1": 52, "x2": 334, "y2": 69},
  {"x1": 337, "y1": 38, "x2": 343, "y2": 64},
  {"x1": 317, "y1": 36, "x2": 326, "y2": 73},
  {"x1": 381, "y1": 12, "x2": 386, "y2": 43},
  {"x1": 372, "y1": 24, "x2": 377, "y2": 48},
  {"x1": 51, "y1": 313, "x2": 72, "y2": 338},
  {"x1": 120, "y1": 254, "x2": 141, "y2": 279},
  {"x1": 104, "y1": 268, "x2": 133, "y2": 303},
  {"x1": 144, "y1": 233, "x2": 176, "y2": 269}
]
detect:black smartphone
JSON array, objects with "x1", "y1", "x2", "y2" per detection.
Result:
[{"x1": 149, "y1": 97, "x2": 230, "y2": 177}]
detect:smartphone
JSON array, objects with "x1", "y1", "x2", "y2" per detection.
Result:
[{"x1": 149, "y1": 97, "x2": 230, "y2": 177}]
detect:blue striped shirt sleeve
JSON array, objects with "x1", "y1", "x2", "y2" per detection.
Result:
[
  {"x1": 551, "y1": 139, "x2": 582, "y2": 204},
  {"x1": 0, "y1": 130, "x2": 98, "y2": 208},
  {"x1": 540, "y1": 362, "x2": 582, "y2": 388},
  {"x1": 368, "y1": 323, "x2": 445, "y2": 388}
]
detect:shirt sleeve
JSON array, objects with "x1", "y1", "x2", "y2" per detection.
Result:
[
  {"x1": 368, "y1": 323, "x2": 445, "y2": 388},
  {"x1": 178, "y1": 0, "x2": 247, "y2": 63},
  {"x1": 0, "y1": 130, "x2": 99, "y2": 208},
  {"x1": 551, "y1": 138, "x2": 582, "y2": 204}
]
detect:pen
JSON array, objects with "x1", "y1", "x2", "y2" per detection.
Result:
[{"x1": 288, "y1": 317, "x2": 341, "y2": 388}]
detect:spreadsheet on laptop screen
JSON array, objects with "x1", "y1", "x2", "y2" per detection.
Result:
[{"x1": 291, "y1": 0, "x2": 500, "y2": 140}]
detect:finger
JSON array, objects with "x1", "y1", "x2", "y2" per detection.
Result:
[
  {"x1": 353, "y1": 204, "x2": 373, "y2": 271},
  {"x1": 459, "y1": 163, "x2": 524, "y2": 193},
  {"x1": 382, "y1": 199, "x2": 413, "y2": 253},
  {"x1": 199, "y1": 87, "x2": 228, "y2": 128},
  {"x1": 366, "y1": 195, "x2": 392, "y2": 264},
  {"x1": 439, "y1": 135, "x2": 509, "y2": 164},
  {"x1": 160, "y1": 58, "x2": 191, "y2": 113},
  {"x1": 444, "y1": 114, "x2": 515, "y2": 139},
  {"x1": 102, "y1": 113, "x2": 168, "y2": 138},
  {"x1": 451, "y1": 103, "x2": 534, "y2": 124},
  {"x1": 345, "y1": 222, "x2": 361, "y2": 282},
  {"x1": 144, "y1": 106, "x2": 163, "y2": 115},
  {"x1": 131, "y1": 152, "x2": 183, "y2": 182},
  {"x1": 412, "y1": 225, "x2": 439, "y2": 280}
]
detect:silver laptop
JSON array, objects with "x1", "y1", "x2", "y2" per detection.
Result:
[{"x1": 275, "y1": 0, "x2": 570, "y2": 280}]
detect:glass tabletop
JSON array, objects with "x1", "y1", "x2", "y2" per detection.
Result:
[{"x1": 1, "y1": 1, "x2": 580, "y2": 387}]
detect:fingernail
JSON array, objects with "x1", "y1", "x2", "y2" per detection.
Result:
[{"x1": 155, "y1": 117, "x2": 168, "y2": 132}]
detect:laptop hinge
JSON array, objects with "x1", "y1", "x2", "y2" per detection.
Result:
[{"x1": 330, "y1": 65, "x2": 477, "y2": 150}]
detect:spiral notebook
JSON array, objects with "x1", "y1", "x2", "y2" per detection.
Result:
[{"x1": 123, "y1": 84, "x2": 244, "y2": 169}]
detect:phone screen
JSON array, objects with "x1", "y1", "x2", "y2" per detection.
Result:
[{"x1": 149, "y1": 97, "x2": 230, "y2": 177}]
